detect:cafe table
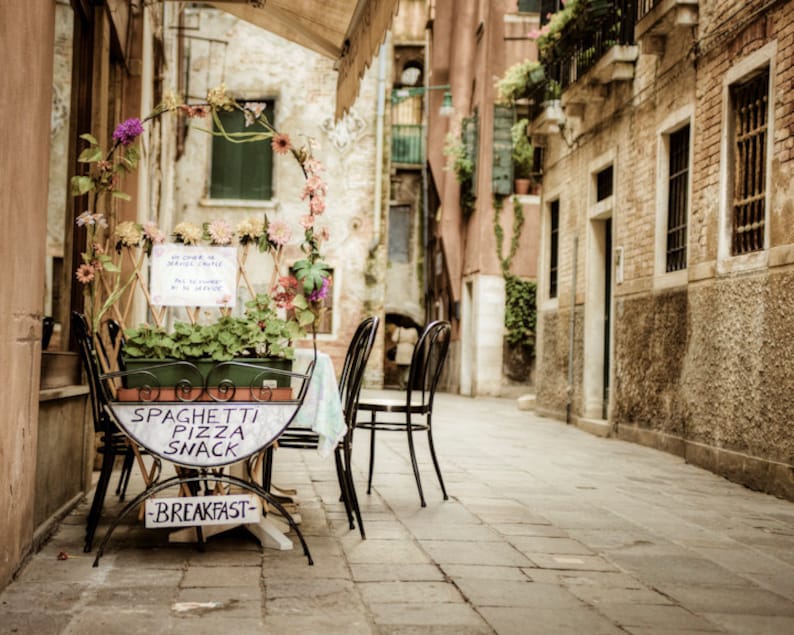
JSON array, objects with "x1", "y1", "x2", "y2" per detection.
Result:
[{"x1": 92, "y1": 347, "x2": 345, "y2": 565}]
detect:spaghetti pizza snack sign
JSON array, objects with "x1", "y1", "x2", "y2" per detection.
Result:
[
  {"x1": 150, "y1": 244, "x2": 237, "y2": 308},
  {"x1": 111, "y1": 402, "x2": 299, "y2": 468}
]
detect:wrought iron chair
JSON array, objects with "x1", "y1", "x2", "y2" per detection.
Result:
[
  {"x1": 263, "y1": 316, "x2": 379, "y2": 538},
  {"x1": 71, "y1": 311, "x2": 152, "y2": 552},
  {"x1": 356, "y1": 320, "x2": 451, "y2": 507}
]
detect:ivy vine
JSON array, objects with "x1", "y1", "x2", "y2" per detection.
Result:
[{"x1": 494, "y1": 195, "x2": 537, "y2": 352}]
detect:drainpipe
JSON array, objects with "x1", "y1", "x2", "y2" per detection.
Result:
[
  {"x1": 369, "y1": 40, "x2": 388, "y2": 255},
  {"x1": 566, "y1": 234, "x2": 578, "y2": 424}
]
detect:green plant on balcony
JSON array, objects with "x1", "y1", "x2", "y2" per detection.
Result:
[
  {"x1": 533, "y1": 0, "x2": 612, "y2": 62},
  {"x1": 443, "y1": 132, "x2": 476, "y2": 216},
  {"x1": 496, "y1": 59, "x2": 546, "y2": 105},
  {"x1": 511, "y1": 119, "x2": 534, "y2": 181}
]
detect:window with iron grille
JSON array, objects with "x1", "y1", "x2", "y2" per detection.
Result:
[
  {"x1": 666, "y1": 125, "x2": 689, "y2": 272},
  {"x1": 210, "y1": 100, "x2": 274, "y2": 200},
  {"x1": 731, "y1": 70, "x2": 769, "y2": 255},
  {"x1": 549, "y1": 199, "x2": 559, "y2": 299}
]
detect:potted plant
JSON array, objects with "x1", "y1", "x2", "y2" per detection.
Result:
[
  {"x1": 496, "y1": 59, "x2": 545, "y2": 105},
  {"x1": 511, "y1": 119, "x2": 534, "y2": 195},
  {"x1": 118, "y1": 294, "x2": 302, "y2": 399}
]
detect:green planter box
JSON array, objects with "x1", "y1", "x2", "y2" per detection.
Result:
[{"x1": 122, "y1": 357, "x2": 293, "y2": 390}]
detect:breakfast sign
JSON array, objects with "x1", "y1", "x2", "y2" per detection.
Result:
[{"x1": 110, "y1": 401, "x2": 300, "y2": 468}]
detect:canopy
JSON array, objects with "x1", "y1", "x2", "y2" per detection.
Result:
[{"x1": 208, "y1": 0, "x2": 399, "y2": 119}]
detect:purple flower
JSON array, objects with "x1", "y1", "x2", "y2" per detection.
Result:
[
  {"x1": 112, "y1": 118, "x2": 144, "y2": 146},
  {"x1": 308, "y1": 276, "x2": 331, "y2": 302}
]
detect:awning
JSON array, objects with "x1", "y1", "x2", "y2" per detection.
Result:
[{"x1": 207, "y1": 0, "x2": 399, "y2": 119}]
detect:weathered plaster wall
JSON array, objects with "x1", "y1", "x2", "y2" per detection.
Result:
[
  {"x1": 174, "y1": 9, "x2": 382, "y2": 380},
  {"x1": 0, "y1": 0, "x2": 54, "y2": 589}
]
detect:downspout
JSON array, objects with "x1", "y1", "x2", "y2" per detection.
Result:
[
  {"x1": 369, "y1": 39, "x2": 388, "y2": 254},
  {"x1": 566, "y1": 234, "x2": 578, "y2": 424}
]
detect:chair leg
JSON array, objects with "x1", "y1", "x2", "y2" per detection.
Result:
[
  {"x1": 84, "y1": 446, "x2": 116, "y2": 552},
  {"x1": 405, "y1": 414, "x2": 426, "y2": 507},
  {"x1": 344, "y1": 442, "x2": 366, "y2": 539},
  {"x1": 116, "y1": 447, "x2": 135, "y2": 501},
  {"x1": 262, "y1": 446, "x2": 275, "y2": 493},
  {"x1": 334, "y1": 447, "x2": 355, "y2": 530},
  {"x1": 426, "y1": 417, "x2": 448, "y2": 500},
  {"x1": 367, "y1": 415, "x2": 377, "y2": 495}
]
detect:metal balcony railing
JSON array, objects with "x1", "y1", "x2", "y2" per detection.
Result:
[
  {"x1": 391, "y1": 124, "x2": 424, "y2": 165},
  {"x1": 636, "y1": 0, "x2": 662, "y2": 21},
  {"x1": 542, "y1": 0, "x2": 636, "y2": 93}
]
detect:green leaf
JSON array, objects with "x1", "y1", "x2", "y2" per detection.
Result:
[
  {"x1": 70, "y1": 175, "x2": 95, "y2": 196},
  {"x1": 103, "y1": 261, "x2": 121, "y2": 273},
  {"x1": 111, "y1": 191, "x2": 132, "y2": 201},
  {"x1": 78, "y1": 146, "x2": 103, "y2": 163},
  {"x1": 79, "y1": 133, "x2": 99, "y2": 145}
]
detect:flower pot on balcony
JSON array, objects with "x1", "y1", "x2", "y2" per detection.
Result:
[{"x1": 514, "y1": 179, "x2": 531, "y2": 195}]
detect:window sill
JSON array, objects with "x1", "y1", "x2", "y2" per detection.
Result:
[
  {"x1": 716, "y1": 250, "x2": 768, "y2": 276},
  {"x1": 653, "y1": 268, "x2": 688, "y2": 291},
  {"x1": 200, "y1": 198, "x2": 279, "y2": 210}
]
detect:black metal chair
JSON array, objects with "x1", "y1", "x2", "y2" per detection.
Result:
[
  {"x1": 356, "y1": 320, "x2": 451, "y2": 507},
  {"x1": 71, "y1": 311, "x2": 151, "y2": 552},
  {"x1": 263, "y1": 316, "x2": 379, "y2": 538}
]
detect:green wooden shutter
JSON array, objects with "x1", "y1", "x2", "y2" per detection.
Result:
[
  {"x1": 210, "y1": 102, "x2": 274, "y2": 200},
  {"x1": 492, "y1": 105, "x2": 514, "y2": 195}
]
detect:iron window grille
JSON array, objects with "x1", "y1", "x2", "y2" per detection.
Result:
[
  {"x1": 731, "y1": 70, "x2": 769, "y2": 256},
  {"x1": 549, "y1": 199, "x2": 560, "y2": 299},
  {"x1": 666, "y1": 125, "x2": 689, "y2": 272}
]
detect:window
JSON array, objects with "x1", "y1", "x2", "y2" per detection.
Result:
[
  {"x1": 549, "y1": 199, "x2": 559, "y2": 299},
  {"x1": 210, "y1": 100, "x2": 274, "y2": 200},
  {"x1": 388, "y1": 205, "x2": 411, "y2": 263},
  {"x1": 666, "y1": 125, "x2": 689, "y2": 272},
  {"x1": 596, "y1": 165, "x2": 613, "y2": 201},
  {"x1": 731, "y1": 70, "x2": 769, "y2": 255}
]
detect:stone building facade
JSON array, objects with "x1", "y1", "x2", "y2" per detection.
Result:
[
  {"x1": 425, "y1": 0, "x2": 541, "y2": 396},
  {"x1": 534, "y1": 0, "x2": 794, "y2": 499}
]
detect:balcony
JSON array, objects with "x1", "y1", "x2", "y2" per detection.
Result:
[
  {"x1": 391, "y1": 124, "x2": 425, "y2": 166},
  {"x1": 635, "y1": 0, "x2": 698, "y2": 55},
  {"x1": 542, "y1": 0, "x2": 637, "y2": 95}
]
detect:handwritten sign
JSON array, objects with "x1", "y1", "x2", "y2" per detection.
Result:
[
  {"x1": 111, "y1": 402, "x2": 300, "y2": 468},
  {"x1": 150, "y1": 244, "x2": 237, "y2": 308},
  {"x1": 145, "y1": 494, "x2": 260, "y2": 528}
]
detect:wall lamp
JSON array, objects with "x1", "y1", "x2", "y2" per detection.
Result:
[{"x1": 391, "y1": 84, "x2": 454, "y2": 117}]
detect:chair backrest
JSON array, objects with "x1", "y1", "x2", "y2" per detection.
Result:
[
  {"x1": 406, "y1": 320, "x2": 451, "y2": 409},
  {"x1": 338, "y1": 316, "x2": 380, "y2": 425},
  {"x1": 71, "y1": 311, "x2": 114, "y2": 435}
]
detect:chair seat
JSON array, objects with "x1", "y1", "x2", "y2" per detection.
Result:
[{"x1": 357, "y1": 398, "x2": 431, "y2": 415}]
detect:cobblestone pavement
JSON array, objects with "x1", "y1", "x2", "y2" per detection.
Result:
[{"x1": 3, "y1": 391, "x2": 794, "y2": 634}]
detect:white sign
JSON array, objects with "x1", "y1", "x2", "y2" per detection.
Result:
[
  {"x1": 150, "y1": 244, "x2": 237, "y2": 308},
  {"x1": 145, "y1": 494, "x2": 260, "y2": 528},
  {"x1": 111, "y1": 402, "x2": 300, "y2": 468}
]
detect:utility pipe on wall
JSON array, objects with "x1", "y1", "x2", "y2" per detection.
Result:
[
  {"x1": 566, "y1": 234, "x2": 578, "y2": 425},
  {"x1": 369, "y1": 39, "x2": 388, "y2": 254}
]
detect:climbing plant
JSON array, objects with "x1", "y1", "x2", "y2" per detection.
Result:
[{"x1": 493, "y1": 195, "x2": 537, "y2": 354}]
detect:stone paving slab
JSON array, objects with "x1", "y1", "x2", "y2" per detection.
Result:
[{"x1": 3, "y1": 392, "x2": 794, "y2": 634}]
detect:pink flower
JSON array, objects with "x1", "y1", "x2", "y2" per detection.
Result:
[
  {"x1": 527, "y1": 28, "x2": 541, "y2": 40},
  {"x1": 299, "y1": 214, "x2": 315, "y2": 230},
  {"x1": 267, "y1": 219, "x2": 292, "y2": 246},
  {"x1": 309, "y1": 196, "x2": 326, "y2": 215},
  {"x1": 271, "y1": 133, "x2": 292, "y2": 155},
  {"x1": 207, "y1": 218, "x2": 234, "y2": 245},
  {"x1": 75, "y1": 263, "x2": 95, "y2": 284},
  {"x1": 142, "y1": 221, "x2": 165, "y2": 244}
]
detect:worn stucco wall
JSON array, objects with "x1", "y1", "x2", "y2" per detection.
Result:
[{"x1": 173, "y1": 9, "x2": 383, "y2": 381}]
